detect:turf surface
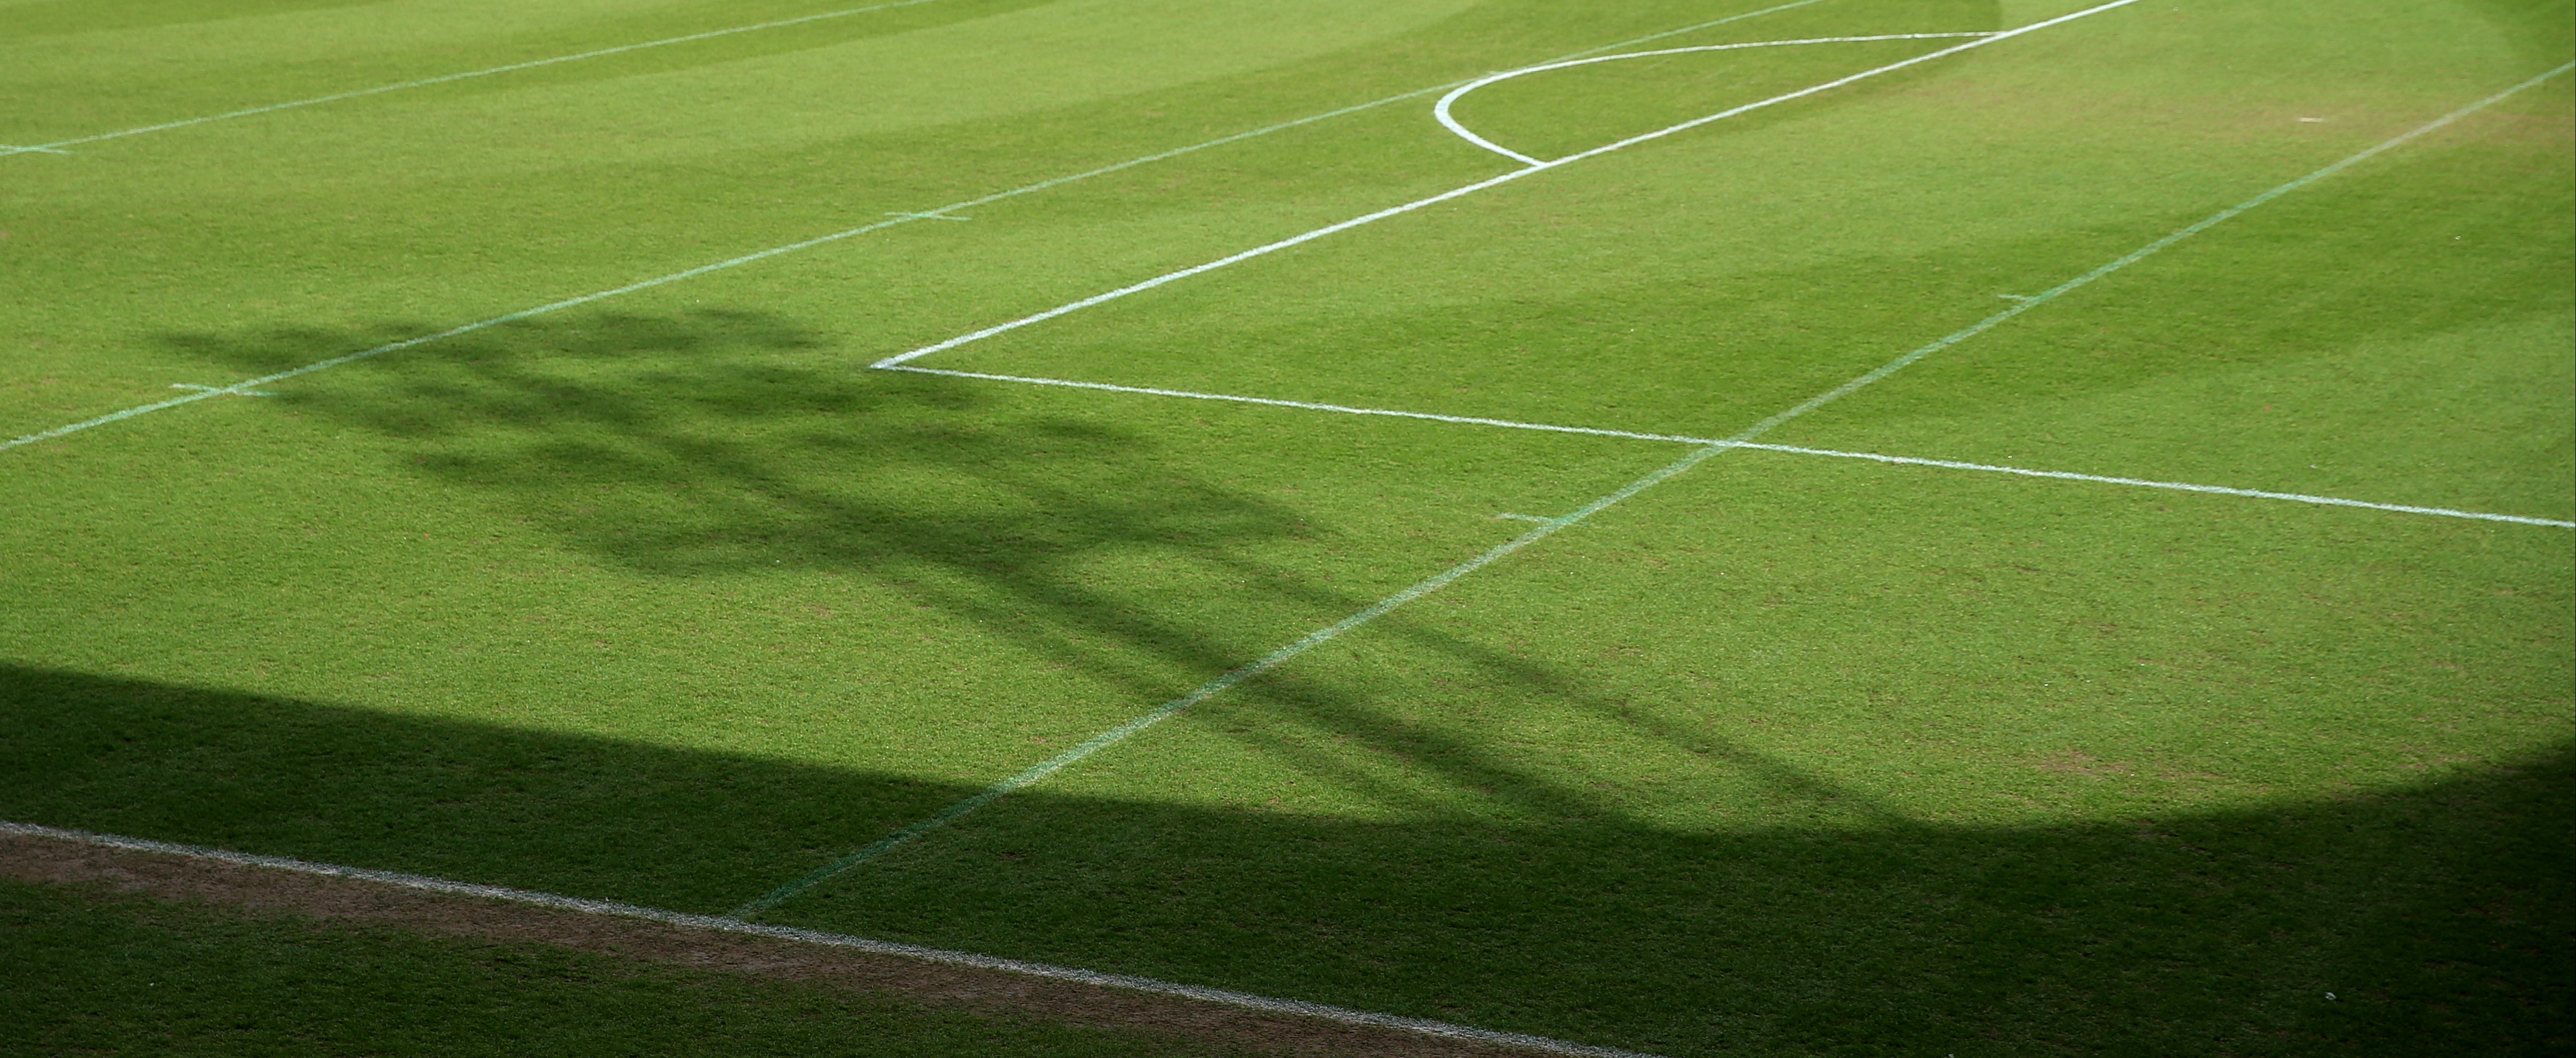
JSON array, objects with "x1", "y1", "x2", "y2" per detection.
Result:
[
  {"x1": 3, "y1": 0, "x2": 2569, "y2": 1054},
  {"x1": 0, "y1": 876, "x2": 1223, "y2": 1056}
]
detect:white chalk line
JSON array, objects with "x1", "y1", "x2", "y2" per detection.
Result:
[
  {"x1": 1743, "y1": 445, "x2": 2576, "y2": 528},
  {"x1": 0, "y1": 0, "x2": 960, "y2": 158},
  {"x1": 0, "y1": 820, "x2": 1660, "y2": 1058},
  {"x1": 870, "y1": 0, "x2": 2146, "y2": 370},
  {"x1": 1433, "y1": 32, "x2": 1997, "y2": 166},
  {"x1": 755, "y1": 47, "x2": 2571, "y2": 914},
  {"x1": 1, "y1": 0, "x2": 1843, "y2": 162},
  {"x1": 879, "y1": 367, "x2": 2575, "y2": 528},
  {"x1": 881, "y1": 365, "x2": 1719, "y2": 444},
  {"x1": 0, "y1": 0, "x2": 1843, "y2": 455},
  {"x1": 10, "y1": 19, "x2": 2554, "y2": 1048},
  {"x1": 758, "y1": 1, "x2": 2154, "y2": 910}
]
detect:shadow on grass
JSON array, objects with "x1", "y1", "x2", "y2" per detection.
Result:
[
  {"x1": 2, "y1": 663, "x2": 2565, "y2": 1057},
  {"x1": 157, "y1": 310, "x2": 1778, "y2": 834},
  {"x1": 92, "y1": 309, "x2": 2569, "y2": 1055},
  {"x1": 164, "y1": 309, "x2": 1390, "y2": 715}
]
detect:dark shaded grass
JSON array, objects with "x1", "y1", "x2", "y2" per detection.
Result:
[
  {"x1": 2, "y1": 5, "x2": 2562, "y2": 1054},
  {"x1": 3, "y1": 663, "x2": 2565, "y2": 1056},
  {"x1": 0, "y1": 875, "x2": 1220, "y2": 1057},
  {"x1": 149, "y1": 309, "x2": 1450, "y2": 720},
  {"x1": 87, "y1": 308, "x2": 2568, "y2": 1056}
]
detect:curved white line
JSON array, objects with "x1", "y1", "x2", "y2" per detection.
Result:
[{"x1": 1433, "y1": 32, "x2": 1998, "y2": 166}]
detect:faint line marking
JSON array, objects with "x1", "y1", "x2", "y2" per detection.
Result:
[
  {"x1": 0, "y1": 0, "x2": 1843, "y2": 453},
  {"x1": 0, "y1": 0, "x2": 960, "y2": 158}
]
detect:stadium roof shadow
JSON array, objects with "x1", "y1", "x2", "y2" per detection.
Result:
[
  {"x1": 2, "y1": 663, "x2": 2563, "y2": 1056},
  {"x1": 67, "y1": 306, "x2": 2565, "y2": 1054}
]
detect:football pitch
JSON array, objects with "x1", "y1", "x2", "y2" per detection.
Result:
[{"x1": 3, "y1": 0, "x2": 2571, "y2": 1053}]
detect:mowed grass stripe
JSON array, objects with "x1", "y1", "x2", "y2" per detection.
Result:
[
  {"x1": 1427, "y1": 32, "x2": 1999, "y2": 166},
  {"x1": 878, "y1": 366, "x2": 2576, "y2": 527},
  {"x1": 0, "y1": 0, "x2": 963, "y2": 159},
  {"x1": 3, "y1": 4, "x2": 2562, "y2": 1055},
  {"x1": 871, "y1": 1, "x2": 2143, "y2": 369},
  {"x1": 736, "y1": 48, "x2": 2564, "y2": 915},
  {"x1": 0, "y1": 0, "x2": 1851, "y2": 455},
  {"x1": 0, "y1": 0, "x2": 1854, "y2": 160},
  {"x1": 2, "y1": 820, "x2": 1667, "y2": 1058}
]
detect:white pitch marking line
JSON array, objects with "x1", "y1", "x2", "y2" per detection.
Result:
[
  {"x1": 871, "y1": 0, "x2": 2148, "y2": 370},
  {"x1": 1738, "y1": 444, "x2": 2576, "y2": 528},
  {"x1": 1493, "y1": 512, "x2": 1560, "y2": 524},
  {"x1": 0, "y1": 1, "x2": 1842, "y2": 454},
  {"x1": 1431, "y1": 32, "x2": 2000, "y2": 167},
  {"x1": 758, "y1": 4, "x2": 2158, "y2": 910},
  {"x1": 0, "y1": 0, "x2": 961, "y2": 158},
  {"x1": 879, "y1": 365, "x2": 1719, "y2": 444},
  {"x1": 889, "y1": 366, "x2": 2575, "y2": 529},
  {"x1": 170, "y1": 383, "x2": 277, "y2": 397},
  {"x1": 887, "y1": 211, "x2": 970, "y2": 222},
  {"x1": 746, "y1": 55, "x2": 2576, "y2": 912},
  {"x1": 0, "y1": 820, "x2": 1662, "y2": 1058},
  {"x1": 0, "y1": 0, "x2": 1843, "y2": 163}
]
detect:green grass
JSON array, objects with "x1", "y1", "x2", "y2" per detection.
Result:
[
  {"x1": 0, "y1": 876, "x2": 1224, "y2": 1056},
  {"x1": 2, "y1": 0, "x2": 2569, "y2": 1054}
]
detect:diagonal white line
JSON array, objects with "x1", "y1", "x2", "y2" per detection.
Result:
[
  {"x1": 746, "y1": 53, "x2": 2574, "y2": 912},
  {"x1": 1, "y1": 0, "x2": 1844, "y2": 454},
  {"x1": 0, "y1": 0, "x2": 960, "y2": 158},
  {"x1": 0, "y1": 820, "x2": 1662, "y2": 1058},
  {"x1": 1736, "y1": 445, "x2": 2576, "y2": 528},
  {"x1": 2, "y1": 0, "x2": 1844, "y2": 161},
  {"x1": 881, "y1": 367, "x2": 2576, "y2": 528},
  {"x1": 1726, "y1": 59, "x2": 2576, "y2": 441},
  {"x1": 881, "y1": 365, "x2": 1720, "y2": 443},
  {"x1": 869, "y1": 0, "x2": 2147, "y2": 369}
]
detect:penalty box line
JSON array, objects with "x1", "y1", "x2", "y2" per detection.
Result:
[
  {"x1": 759, "y1": 0, "x2": 2148, "y2": 912},
  {"x1": 885, "y1": 366, "x2": 2576, "y2": 530},
  {"x1": 744, "y1": 53, "x2": 2576, "y2": 915},
  {"x1": 872, "y1": 0, "x2": 2146, "y2": 369},
  {"x1": 0, "y1": 0, "x2": 1844, "y2": 455},
  {"x1": 0, "y1": 820, "x2": 1663, "y2": 1058}
]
